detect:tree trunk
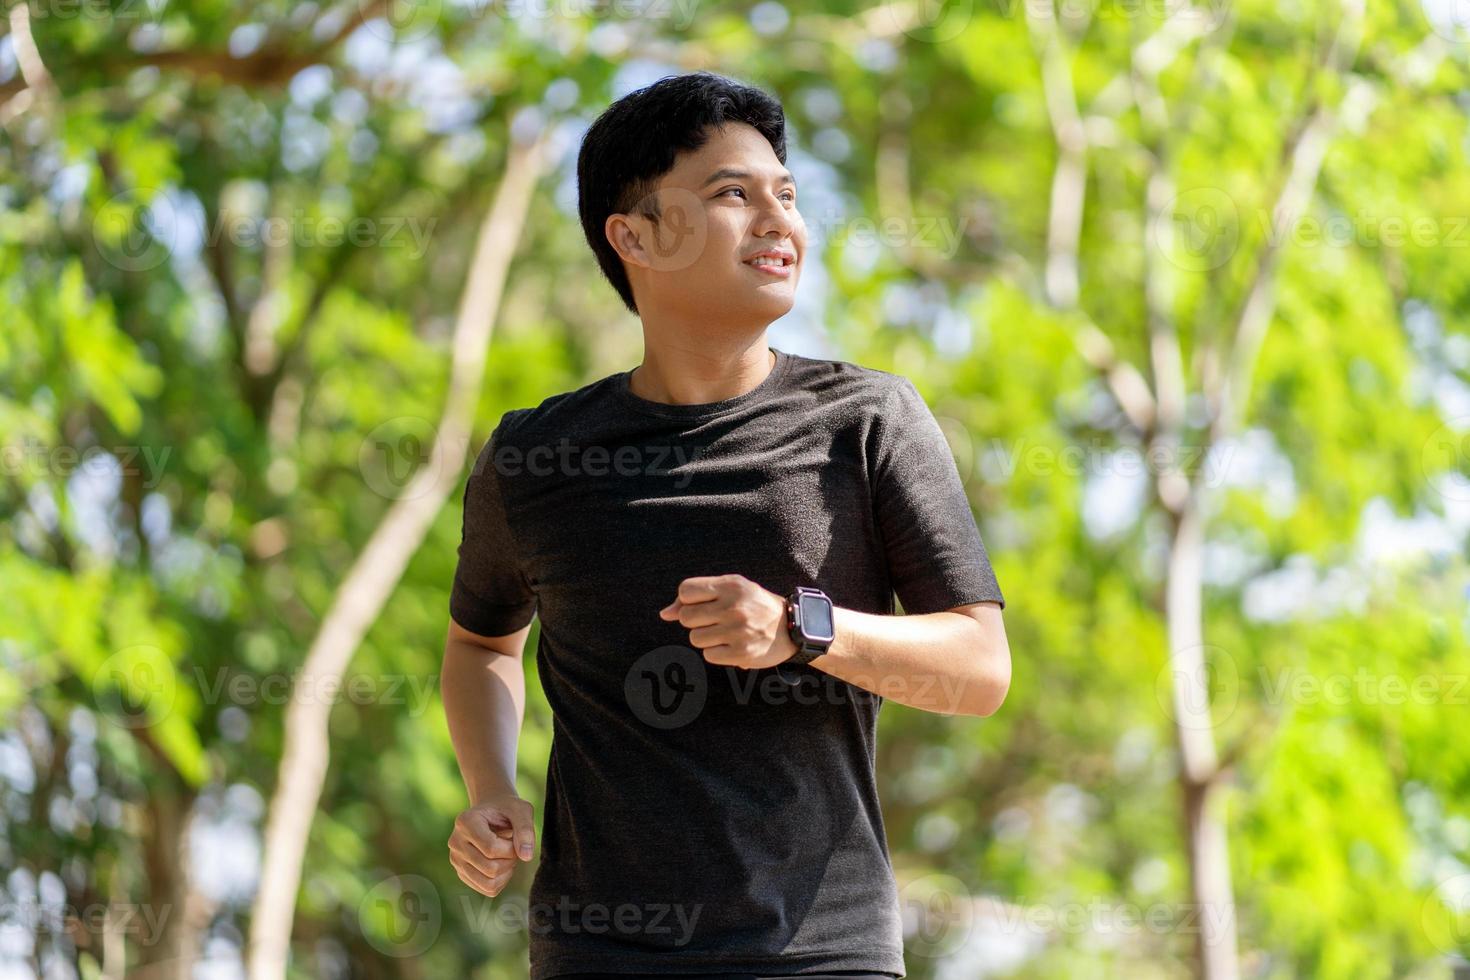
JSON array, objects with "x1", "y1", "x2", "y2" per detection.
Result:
[
  {"x1": 1164, "y1": 494, "x2": 1238, "y2": 980},
  {"x1": 132, "y1": 786, "x2": 216, "y2": 980},
  {"x1": 246, "y1": 128, "x2": 549, "y2": 980}
]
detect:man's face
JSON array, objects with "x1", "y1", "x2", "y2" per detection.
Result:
[{"x1": 611, "y1": 122, "x2": 806, "y2": 325}]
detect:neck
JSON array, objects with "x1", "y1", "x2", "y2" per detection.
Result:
[{"x1": 627, "y1": 327, "x2": 776, "y2": 406}]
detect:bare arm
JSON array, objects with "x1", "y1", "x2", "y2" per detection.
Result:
[
  {"x1": 807, "y1": 601, "x2": 1010, "y2": 717},
  {"x1": 661, "y1": 576, "x2": 1011, "y2": 718},
  {"x1": 443, "y1": 618, "x2": 532, "y2": 803},
  {"x1": 442, "y1": 618, "x2": 538, "y2": 896}
]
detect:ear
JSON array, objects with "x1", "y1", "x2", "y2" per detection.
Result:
[{"x1": 605, "y1": 212, "x2": 652, "y2": 270}]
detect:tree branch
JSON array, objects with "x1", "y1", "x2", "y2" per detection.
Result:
[
  {"x1": 1205, "y1": 0, "x2": 1369, "y2": 457},
  {"x1": 1026, "y1": 1, "x2": 1158, "y2": 435}
]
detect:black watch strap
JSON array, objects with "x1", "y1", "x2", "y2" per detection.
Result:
[{"x1": 786, "y1": 640, "x2": 826, "y2": 666}]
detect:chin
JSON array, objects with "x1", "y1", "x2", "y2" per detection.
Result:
[
  {"x1": 751, "y1": 282, "x2": 798, "y2": 313},
  {"x1": 736, "y1": 296, "x2": 795, "y2": 325}
]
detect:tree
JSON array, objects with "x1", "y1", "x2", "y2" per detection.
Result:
[{"x1": 4, "y1": 0, "x2": 1468, "y2": 977}]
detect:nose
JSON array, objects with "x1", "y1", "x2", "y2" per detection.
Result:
[{"x1": 752, "y1": 191, "x2": 800, "y2": 244}]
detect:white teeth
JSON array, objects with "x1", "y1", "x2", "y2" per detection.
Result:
[{"x1": 749, "y1": 256, "x2": 786, "y2": 268}]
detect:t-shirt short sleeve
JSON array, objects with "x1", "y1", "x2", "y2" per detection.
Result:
[
  {"x1": 449, "y1": 414, "x2": 538, "y2": 637},
  {"x1": 871, "y1": 376, "x2": 1006, "y2": 614}
]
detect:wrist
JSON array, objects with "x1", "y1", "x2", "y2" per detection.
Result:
[
  {"x1": 784, "y1": 586, "x2": 835, "y2": 666},
  {"x1": 469, "y1": 776, "x2": 518, "y2": 806},
  {"x1": 774, "y1": 627, "x2": 801, "y2": 664}
]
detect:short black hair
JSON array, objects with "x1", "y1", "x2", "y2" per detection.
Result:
[{"x1": 576, "y1": 71, "x2": 788, "y2": 314}]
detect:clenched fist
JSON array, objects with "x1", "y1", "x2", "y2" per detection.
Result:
[
  {"x1": 448, "y1": 792, "x2": 536, "y2": 897},
  {"x1": 659, "y1": 573, "x2": 799, "y2": 670}
]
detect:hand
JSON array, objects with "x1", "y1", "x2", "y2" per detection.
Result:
[
  {"x1": 448, "y1": 792, "x2": 536, "y2": 897},
  {"x1": 659, "y1": 573, "x2": 799, "y2": 670}
]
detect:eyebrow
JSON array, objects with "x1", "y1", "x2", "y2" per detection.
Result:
[{"x1": 700, "y1": 167, "x2": 797, "y2": 190}]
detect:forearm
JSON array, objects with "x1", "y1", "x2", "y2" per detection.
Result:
[
  {"x1": 806, "y1": 604, "x2": 1010, "y2": 716},
  {"x1": 442, "y1": 638, "x2": 527, "y2": 803}
]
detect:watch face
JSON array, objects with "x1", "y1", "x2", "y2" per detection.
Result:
[{"x1": 798, "y1": 594, "x2": 835, "y2": 640}]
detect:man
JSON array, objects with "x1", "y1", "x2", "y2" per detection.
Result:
[{"x1": 442, "y1": 71, "x2": 1010, "y2": 980}]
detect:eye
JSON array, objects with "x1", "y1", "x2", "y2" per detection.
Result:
[{"x1": 717, "y1": 186, "x2": 797, "y2": 203}]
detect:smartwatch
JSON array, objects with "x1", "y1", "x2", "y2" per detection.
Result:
[{"x1": 784, "y1": 586, "x2": 836, "y2": 666}]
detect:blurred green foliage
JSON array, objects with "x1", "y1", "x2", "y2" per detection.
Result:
[{"x1": 2, "y1": 0, "x2": 1469, "y2": 977}]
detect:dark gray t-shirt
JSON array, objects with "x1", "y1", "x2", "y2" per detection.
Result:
[{"x1": 450, "y1": 346, "x2": 1004, "y2": 979}]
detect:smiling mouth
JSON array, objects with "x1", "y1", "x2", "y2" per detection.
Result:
[{"x1": 743, "y1": 255, "x2": 796, "y2": 272}]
